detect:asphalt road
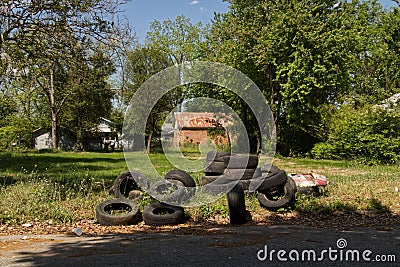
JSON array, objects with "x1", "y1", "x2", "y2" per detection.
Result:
[{"x1": 0, "y1": 224, "x2": 399, "y2": 267}]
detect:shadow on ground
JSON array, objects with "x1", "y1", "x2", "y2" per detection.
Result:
[{"x1": 5, "y1": 223, "x2": 399, "y2": 267}]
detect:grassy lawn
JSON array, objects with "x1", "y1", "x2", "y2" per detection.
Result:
[{"x1": 0, "y1": 151, "x2": 399, "y2": 225}]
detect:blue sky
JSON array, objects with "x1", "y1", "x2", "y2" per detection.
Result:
[
  {"x1": 122, "y1": 0, "x2": 230, "y2": 43},
  {"x1": 122, "y1": 0, "x2": 398, "y2": 43}
]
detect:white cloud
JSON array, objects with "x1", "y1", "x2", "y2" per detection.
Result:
[{"x1": 189, "y1": 0, "x2": 199, "y2": 5}]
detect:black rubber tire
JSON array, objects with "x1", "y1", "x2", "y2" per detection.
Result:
[
  {"x1": 127, "y1": 190, "x2": 143, "y2": 202},
  {"x1": 149, "y1": 180, "x2": 189, "y2": 203},
  {"x1": 164, "y1": 170, "x2": 196, "y2": 188},
  {"x1": 113, "y1": 171, "x2": 149, "y2": 199},
  {"x1": 227, "y1": 184, "x2": 246, "y2": 224},
  {"x1": 238, "y1": 179, "x2": 250, "y2": 191},
  {"x1": 297, "y1": 186, "x2": 320, "y2": 196},
  {"x1": 96, "y1": 199, "x2": 141, "y2": 226},
  {"x1": 260, "y1": 164, "x2": 280, "y2": 173},
  {"x1": 287, "y1": 176, "x2": 297, "y2": 194},
  {"x1": 204, "y1": 161, "x2": 225, "y2": 174},
  {"x1": 257, "y1": 170, "x2": 288, "y2": 192},
  {"x1": 238, "y1": 179, "x2": 258, "y2": 193},
  {"x1": 224, "y1": 155, "x2": 258, "y2": 169},
  {"x1": 206, "y1": 151, "x2": 231, "y2": 162},
  {"x1": 166, "y1": 179, "x2": 185, "y2": 187},
  {"x1": 253, "y1": 167, "x2": 262, "y2": 178},
  {"x1": 143, "y1": 202, "x2": 185, "y2": 226},
  {"x1": 223, "y1": 168, "x2": 256, "y2": 180},
  {"x1": 257, "y1": 179, "x2": 296, "y2": 211},
  {"x1": 200, "y1": 175, "x2": 220, "y2": 185},
  {"x1": 201, "y1": 175, "x2": 237, "y2": 185}
]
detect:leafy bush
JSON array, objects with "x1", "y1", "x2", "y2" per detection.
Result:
[
  {"x1": 310, "y1": 143, "x2": 339, "y2": 160},
  {"x1": 311, "y1": 105, "x2": 400, "y2": 164},
  {"x1": 0, "y1": 116, "x2": 36, "y2": 149}
]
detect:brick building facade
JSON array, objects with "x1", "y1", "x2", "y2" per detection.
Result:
[{"x1": 171, "y1": 112, "x2": 230, "y2": 147}]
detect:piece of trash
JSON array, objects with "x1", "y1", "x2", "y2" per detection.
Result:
[
  {"x1": 22, "y1": 236, "x2": 28, "y2": 240},
  {"x1": 22, "y1": 223, "x2": 32, "y2": 228},
  {"x1": 72, "y1": 227, "x2": 83, "y2": 236},
  {"x1": 288, "y1": 173, "x2": 328, "y2": 187},
  {"x1": 395, "y1": 187, "x2": 399, "y2": 192}
]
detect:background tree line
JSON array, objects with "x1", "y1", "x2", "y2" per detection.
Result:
[{"x1": 1, "y1": 0, "x2": 400, "y2": 164}]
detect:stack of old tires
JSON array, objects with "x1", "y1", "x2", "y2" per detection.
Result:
[
  {"x1": 201, "y1": 151, "x2": 260, "y2": 224},
  {"x1": 201, "y1": 151, "x2": 231, "y2": 185},
  {"x1": 96, "y1": 170, "x2": 195, "y2": 226},
  {"x1": 201, "y1": 151, "x2": 297, "y2": 213},
  {"x1": 201, "y1": 151, "x2": 260, "y2": 190}
]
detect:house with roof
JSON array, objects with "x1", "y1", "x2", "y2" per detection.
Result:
[{"x1": 32, "y1": 117, "x2": 118, "y2": 151}]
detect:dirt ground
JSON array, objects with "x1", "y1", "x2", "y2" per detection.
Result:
[{"x1": 1, "y1": 210, "x2": 399, "y2": 236}]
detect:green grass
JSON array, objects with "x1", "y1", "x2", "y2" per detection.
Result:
[
  {"x1": 0, "y1": 151, "x2": 399, "y2": 225},
  {"x1": 274, "y1": 157, "x2": 400, "y2": 213}
]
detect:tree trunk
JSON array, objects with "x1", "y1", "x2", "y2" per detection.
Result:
[
  {"x1": 49, "y1": 67, "x2": 58, "y2": 149},
  {"x1": 269, "y1": 63, "x2": 274, "y2": 107},
  {"x1": 146, "y1": 129, "x2": 153, "y2": 154}
]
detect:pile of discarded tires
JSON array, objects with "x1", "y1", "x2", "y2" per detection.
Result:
[
  {"x1": 201, "y1": 151, "x2": 260, "y2": 188},
  {"x1": 96, "y1": 151, "x2": 297, "y2": 226},
  {"x1": 96, "y1": 170, "x2": 195, "y2": 226},
  {"x1": 201, "y1": 151, "x2": 297, "y2": 211}
]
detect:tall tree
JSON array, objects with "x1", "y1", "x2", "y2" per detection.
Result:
[
  {"x1": 122, "y1": 16, "x2": 207, "y2": 152},
  {"x1": 123, "y1": 45, "x2": 173, "y2": 153},
  {"x1": 146, "y1": 15, "x2": 207, "y2": 65},
  {"x1": 0, "y1": 0, "x2": 131, "y2": 149}
]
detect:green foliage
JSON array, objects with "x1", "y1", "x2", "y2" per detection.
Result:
[
  {"x1": 196, "y1": 201, "x2": 229, "y2": 219},
  {"x1": 146, "y1": 15, "x2": 208, "y2": 64},
  {"x1": 1, "y1": 0, "x2": 129, "y2": 149},
  {"x1": 0, "y1": 116, "x2": 35, "y2": 149},
  {"x1": 60, "y1": 50, "x2": 115, "y2": 146},
  {"x1": 311, "y1": 106, "x2": 400, "y2": 164},
  {"x1": 207, "y1": 0, "x2": 400, "y2": 156},
  {"x1": 310, "y1": 143, "x2": 340, "y2": 160}
]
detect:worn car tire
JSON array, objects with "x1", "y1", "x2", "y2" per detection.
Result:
[
  {"x1": 96, "y1": 199, "x2": 141, "y2": 226},
  {"x1": 204, "y1": 161, "x2": 225, "y2": 174},
  {"x1": 260, "y1": 164, "x2": 280, "y2": 173},
  {"x1": 113, "y1": 171, "x2": 149, "y2": 199},
  {"x1": 149, "y1": 180, "x2": 189, "y2": 203},
  {"x1": 257, "y1": 170, "x2": 288, "y2": 192},
  {"x1": 127, "y1": 190, "x2": 143, "y2": 202},
  {"x1": 224, "y1": 155, "x2": 258, "y2": 169},
  {"x1": 238, "y1": 179, "x2": 257, "y2": 193},
  {"x1": 253, "y1": 167, "x2": 262, "y2": 178},
  {"x1": 200, "y1": 175, "x2": 220, "y2": 185},
  {"x1": 297, "y1": 186, "x2": 320, "y2": 196},
  {"x1": 227, "y1": 184, "x2": 246, "y2": 224},
  {"x1": 206, "y1": 151, "x2": 231, "y2": 162},
  {"x1": 257, "y1": 179, "x2": 296, "y2": 211},
  {"x1": 223, "y1": 168, "x2": 256, "y2": 180},
  {"x1": 143, "y1": 202, "x2": 185, "y2": 226},
  {"x1": 164, "y1": 170, "x2": 196, "y2": 188},
  {"x1": 287, "y1": 176, "x2": 297, "y2": 194}
]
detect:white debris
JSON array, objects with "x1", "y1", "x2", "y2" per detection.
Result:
[{"x1": 72, "y1": 227, "x2": 83, "y2": 236}]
